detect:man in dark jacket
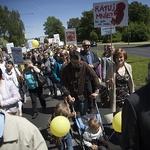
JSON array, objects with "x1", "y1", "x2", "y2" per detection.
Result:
[
  {"x1": 80, "y1": 40, "x2": 100, "y2": 113},
  {"x1": 61, "y1": 50, "x2": 100, "y2": 116},
  {"x1": 122, "y1": 62, "x2": 150, "y2": 150}
]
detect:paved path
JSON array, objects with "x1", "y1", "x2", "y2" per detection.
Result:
[{"x1": 23, "y1": 86, "x2": 122, "y2": 150}]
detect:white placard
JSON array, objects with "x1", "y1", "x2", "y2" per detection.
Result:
[
  {"x1": 6, "y1": 43, "x2": 14, "y2": 53},
  {"x1": 11, "y1": 47, "x2": 24, "y2": 65},
  {"x1": 93, "y1": 0, "x2": 128, "y2": 27},
  {"x1": 101, "y1": 26, "x2": 116, "y2": 35},
  {"x1": 65, "y1": 28, "x2": 77, "y2": 45},
  {"x1": 54, "y1": 34, "x2": 60, "y2": 45}
]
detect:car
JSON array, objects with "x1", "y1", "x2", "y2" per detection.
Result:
[{"x1": 90, "y1": 41, "x2": 97, "y2": 47}]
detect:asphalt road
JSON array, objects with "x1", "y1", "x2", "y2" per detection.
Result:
[
  {"x1": 23, "y1": 87, "x2": 122, "y2": 150},
  {"x1": 91, "y1": 43, "x2": 150, "y2": 58}
]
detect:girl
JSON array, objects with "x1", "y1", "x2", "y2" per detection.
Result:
[{"x1": 48, "y1": 102, "x2": 75, "y2": 150}]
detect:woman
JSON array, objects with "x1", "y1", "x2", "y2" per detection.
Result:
[
  {"x1": 52, "y1": 49, "x2": 70, "y2": 97},
  {"x1": 105, "y1": 48, "x2": 134, "y2": 114},
  {"x1": 23, "y1": 59, "x2": 46, "y2": 119},
  {"x1": 0, "y1": 68, "x2": 21, "y2": 115},
  {"x1": 4, "y1": 60, "x2": 23, "y2": 116}
]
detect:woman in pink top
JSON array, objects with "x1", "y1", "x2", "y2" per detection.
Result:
[{"x1": 0, "y1": 68, "x2": 21, "y2": 115}]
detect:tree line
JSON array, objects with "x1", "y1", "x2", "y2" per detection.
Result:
[{"x1": 0, "y1": 1, "x2": 150, "y2": 48}]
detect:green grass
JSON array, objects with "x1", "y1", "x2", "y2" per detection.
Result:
[{"x1": 96, "y1": 50, "x2": 150, "y2": 90}]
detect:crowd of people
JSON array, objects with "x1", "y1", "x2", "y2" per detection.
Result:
[{"x1": 0, "y1": 40, "x2": 149, "y2": 150}]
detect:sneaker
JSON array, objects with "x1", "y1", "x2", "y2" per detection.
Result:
[{"x1": 32, "y1": 112, "x2": 38, "y2": 119}]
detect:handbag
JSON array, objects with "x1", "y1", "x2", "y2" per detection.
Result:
[
  {"x1": 99, "y1": 85, "x2": 110, "y2": 108},
  {"x1": 36, "y1": 72, "x2": 46, "y2": 87}
]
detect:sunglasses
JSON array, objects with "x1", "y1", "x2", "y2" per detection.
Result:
[{"x1": 84, "y1": 45, "x2": 90, "y2": 47}]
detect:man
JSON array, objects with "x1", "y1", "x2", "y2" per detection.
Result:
[
  {"x1": 80, "y1": 40, "x2": 100, "y2": 77},
  {"x1": 122, "y1": 62, "x2": 150, "y2": 150},
  {"x1": 80, "y1": 40, "x2": 100, "y2": 112},
  {"x1": 101, "y1": 44, "x2": 115, "y2": 82},
  {"x1": 60, "y1": 50, "x2": 99, "y2": 116},
  {"x1": 0, "y1": 109, "x2": 48, "y2": 150}
]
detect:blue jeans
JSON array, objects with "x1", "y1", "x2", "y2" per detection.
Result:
[
  {"x1": 45, "y1": 75, "x2": 57, "y2": 94},
  {"x1": 59, "y1": 132, "x2": 74, "y2": 150},
  {"x1": 73, "y1": 97, "x2": 88, "y2": 116}
]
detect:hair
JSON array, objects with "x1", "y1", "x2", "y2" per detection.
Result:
[
  {"x1": 60, "y1": 49, "x2": 70, "y2": 63},
  {"x1": 54, "y1": 102, "x2": 70, "y2": 118},
  {"x1": 0, "y1": 68, "x2": 2, "y2": 80},
  {"x1": 88, "y1": 118, "x2": 100, "y2": 130},
  {"x1": 24, "y1": 59, "x2": 33, "y2": 65},
  {"x1": 82, "y1": 40, "x2": 90, "y2": 47},
  {"x1": 113, "y1": 48, "x2": 127, "y2": 63},
  {"x1": 69, "y1": 50, "x2": 80, "y2": 60}
]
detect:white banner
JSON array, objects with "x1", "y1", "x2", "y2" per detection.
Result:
[
  {"x1": 93, "y1": 0, "x2": 128, "y2": 27},
  {"x1": 65, "y1": 28, "x2": 77, "y2": 45},
  {"x1": 101, "y1": 26, "x2": 116, "y2": 35}
]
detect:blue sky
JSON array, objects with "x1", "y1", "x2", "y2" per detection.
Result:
[{"x1": 1, "y1": 0, "x2": 150, "y2": 39}]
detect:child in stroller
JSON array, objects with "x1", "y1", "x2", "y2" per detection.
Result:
[
  {"x1": 74, "y1": 99, "x2": 108, "y2": 150},
  {"x1": 83, "y1": 117, "x2": 108, "y2": 150}
]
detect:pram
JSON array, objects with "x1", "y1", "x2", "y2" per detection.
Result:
[{"x1": 73, "y1": 100, "x2": 109, "y2": 150}]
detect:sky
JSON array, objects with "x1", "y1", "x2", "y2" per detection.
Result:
[{"x1": 1, "y1": 0, "x2": 150, "y2": 39}]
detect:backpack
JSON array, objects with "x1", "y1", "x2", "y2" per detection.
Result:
[{"x1": 25, "y1": 71, "x2": 38, "y2": 89}]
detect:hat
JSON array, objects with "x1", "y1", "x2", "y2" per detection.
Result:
[{"x1": 6, "y1": 60, "x2": 14, "y2": 65}]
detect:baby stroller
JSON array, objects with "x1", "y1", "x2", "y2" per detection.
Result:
[{"x1": 74, "y1": 99, "x2": 109, "y2": 150}]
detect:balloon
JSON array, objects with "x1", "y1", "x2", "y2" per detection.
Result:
[
  {"x1": 32, "y1": 40, "x2": 39, "y2": 48},
  {"x1": 112, "y1": 111, "x2": 122, "y2": 133},
  {"x1": 50, "y1": 116, "x2": 70, "y2": 137}
]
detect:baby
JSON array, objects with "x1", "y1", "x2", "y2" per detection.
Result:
[{"x1": 83, "y1": 118, "x2": 108, "y2": 150}]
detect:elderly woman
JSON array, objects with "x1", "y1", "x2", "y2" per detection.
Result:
[
  {"x1": 23, "y1": 59, "x2": 46, "y2": 119},
  {"x1": 105, "y1": 48, "x2": 134, "y2": 115},
  {"x1": 0, "y1": 68, "x2": 21, "y2": 115}
]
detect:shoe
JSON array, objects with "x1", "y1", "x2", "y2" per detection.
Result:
[{"x1": 32, "y1": 112, "x2": 38, "y2": 119}]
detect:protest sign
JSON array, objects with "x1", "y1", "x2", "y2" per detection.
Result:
[
  {"x1": 93, "y1": 0, "x2": 128, "y2": 28},
  {"x1": 65, "y1": 28, "x2": 77, "y2": 45}
]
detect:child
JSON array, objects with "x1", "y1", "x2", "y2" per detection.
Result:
[
  {"x1": 83, "y1": 118, "x2": 107, "y2": 150},
  {"x1": 47, "y1": 102, "x2": 75, "y2": 150}
]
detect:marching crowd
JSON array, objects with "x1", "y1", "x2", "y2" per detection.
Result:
[{"x1": 0, "y1": 40, "x2": 149, "y2": 150}]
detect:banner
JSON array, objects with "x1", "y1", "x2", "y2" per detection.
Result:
[
  {"x1": 93, "y1": 0, "x2": 128, "y2": 27},
  {"x1": 11, "y1": 47, "x2": 24, "y2": 65},
  {"x1": 65, "y1": 28, "x2": 77, "y2": 45},
  {"x1": 101, "y1": 26, "x2": 116, "y2": 35}
]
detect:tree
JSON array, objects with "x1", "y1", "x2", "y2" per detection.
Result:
[
  {"x1": 128, "y1": 1, "x2": 150, "y2": 25},
  {"x1": 67, "y1": 18, "x2": 80, "y2": 29},
  {"x1": 0, "y1": 5, "x2": 25, "y2": 47},
  {"x1": 43, "y1": 16, "x2": 65, "y2": 41}
]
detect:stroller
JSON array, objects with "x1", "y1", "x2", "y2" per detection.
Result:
[{"x1": 73, "y1": 99, "x2": 109, "y2": 150}]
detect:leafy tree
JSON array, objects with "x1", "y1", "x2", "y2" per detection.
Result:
[
  {"x1": 128, "y1": 1, "x2": 150, "y2": 24},
  {"x1": 89, "y1": 31, "x2": 98, "y2": 41},
  {"x1": 0, "y1": 5, "x2": 25, "y2": 47},
  {"x1": 122, "y1": 22, "x2": 150, "y2": 42},
  {"x1": 67, "y1": 17, "x2": 80, "y2": 29},
  {"x1": 43, "y1": 16, "x2": 65, "y2": 41}
]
